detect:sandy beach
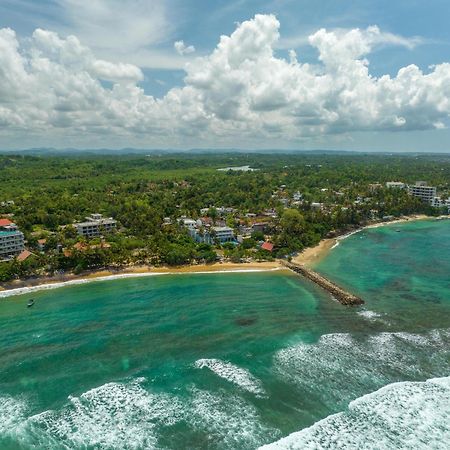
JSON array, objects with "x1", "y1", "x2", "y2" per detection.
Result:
[{"x1": 0, "y1": 261, "x2": 282, "y2": 297}]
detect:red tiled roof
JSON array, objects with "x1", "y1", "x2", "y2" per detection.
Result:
[
  {"x1": 17, "y1": 250, "x2": 32, "y2": 261},
  {"x1": 261, "y1": 242, "x2": 274, "y2": 252},
  {"x1": 0, "y1": 218, "x2": 13, "y2": 227}
]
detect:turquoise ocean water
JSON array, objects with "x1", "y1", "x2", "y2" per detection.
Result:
[{"x1": 0, "y1": 219, "x2": 449, "y2": 449}]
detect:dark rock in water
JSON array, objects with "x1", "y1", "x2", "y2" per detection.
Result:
[{"x1": 235, "y1": 317, "x2": 257, "y2": 326}]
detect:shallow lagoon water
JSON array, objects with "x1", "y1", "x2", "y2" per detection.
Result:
[{"x1": 1, "y1": 220, "x2": 449, "y2": 449}]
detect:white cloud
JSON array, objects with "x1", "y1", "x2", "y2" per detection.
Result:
[
  {"x1": 0, "y1": 14, "x2": 449, "y2": 148},
  {"x1": 174, "y1": 40, "x2": 196, "y2": 56},
  {"x1": 51, "y1": 0, "x2": 187, "y2": 70},
  {"x1": 278, "y1": 25, "x2": 423, "y2": 51}
]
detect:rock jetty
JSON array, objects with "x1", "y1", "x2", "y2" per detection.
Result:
[{"x1": 283, "y1": 261, "x2": 364, "y2": 306}]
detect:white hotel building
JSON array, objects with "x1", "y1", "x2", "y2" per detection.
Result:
[
  {"x1": 74, "y1": 214, "x2": 117, "y2": 238},
  {"x1": 407, "y1": 182, "x2": 437, "y2": 203}
]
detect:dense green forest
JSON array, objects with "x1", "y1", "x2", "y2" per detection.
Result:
[{"x1": 0, "y1": 152, "x2": 449, "y2": 282}]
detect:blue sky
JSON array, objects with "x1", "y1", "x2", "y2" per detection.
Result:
[{"x1": 0, "y1": 0, "x2": 449, "y2": 151}]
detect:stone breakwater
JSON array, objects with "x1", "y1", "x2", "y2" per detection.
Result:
[{"x1": 283, "y1": 262, "x2": 364, "y2": 306}]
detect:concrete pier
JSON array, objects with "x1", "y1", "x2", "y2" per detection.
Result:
[{"x1": 283, "y1": 262, "x2": 364, "y2": 306}]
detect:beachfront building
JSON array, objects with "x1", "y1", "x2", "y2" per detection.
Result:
[
  {"x1": 0, "y1": 219, "x2": 25, "y2": 260},
  {"x1": 212, "y1": 226, "x2": 234, "y2": 243},
  {"x1": 407, "y1": 182, "x2": 437, "y2": 203},
  {"x1": 74, "y1": 214, "x2": 117, "y2": 238},
  {"x1": 431, "y1": 196, "x2": 450, "y2": 212},
  {"x1": 188, "y1": 225, "x2": 235, "y2": 245}
]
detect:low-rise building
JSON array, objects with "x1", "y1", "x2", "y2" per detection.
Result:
[
  {"x1": 369, "y1": 183, "x2": 382, "y2": 191},
  {"x1": 17, "y1": 250, "x2": 33, "y2": 262},
  {"x1": 261, "y1": 242, "x2": 274, "y2": 252},
  {"x1": 386, "y1": 181, "x2": 406, "y2": 189},
  {"x1": 74, "y1": 214, "x2": 116, "y2": 238},
  {"x1": 251, "y1": 222, "x2": 267, "y2": 233}
]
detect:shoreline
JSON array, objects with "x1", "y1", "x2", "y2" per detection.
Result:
[
  {"x1": 1, "y1": 214, "x2": 445, "y2": 298},
  {"x1": 292, "y1": 214, "x2": 436, "y2": 267},
  {"x1": 0, "y1": 262, "x2": 282, "y2": 298}
]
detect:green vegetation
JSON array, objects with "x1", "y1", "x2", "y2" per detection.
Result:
[{"x1": 1, "y1": 152, "x2": 449, "y2": 282}]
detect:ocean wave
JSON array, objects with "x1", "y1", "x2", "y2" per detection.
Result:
[
  {"x1": 1, "y1": 377, "x2": 275, "y2": 449},
  {"x1": 0, "y1": 395, "x2": 28, "y2": 435},
  {"x1": 259, "y1": 376, "x2": 450, "y2": 449},
  {"x1": 274, "y1": 329, "x2": 450, "y2": 410},
  {"x1": 195, "y1": 358, "x2": 266, "y2": 395},
  {"x1": 337, "y1": 229, "x2": 363, "y2": 241},
  {"x1": 356, "y1": 309, "x2": 390, "y2": 325},
  {"x1": 28, "y1": 378, "x2": 183, "y2": 449},
  {"x1": 188, "y1": 387, "x2": 280, "y2": 448},
  {"x1": 357, "y1": 309, "x2": 383, "y2": 320},
  {"x1": 0, "y1": 379, "x2": 184, "y2": 449}
]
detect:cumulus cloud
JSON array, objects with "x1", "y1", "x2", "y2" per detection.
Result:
[
  {"x1": 0, "y1": 14, "x2": 449, "y2": 147},
  {"x1": 278, "y1": 26, "x2": 423, "y2": 51},
  {"x1": 174, "y1": 40, "x2": 196, "y2": 56}
]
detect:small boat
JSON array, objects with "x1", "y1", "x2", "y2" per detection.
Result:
[{"x1": 27, "y1": 299, "x2": 35, "y2": 308}]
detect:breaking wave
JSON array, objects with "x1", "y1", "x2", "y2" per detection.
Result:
[
  {"x1": 188, "y1": 387, "x2": 280, "y2": 448},
  {"x1": 274, "y1": 329, "x2": 450, "y2": 410},
  {"x1": 195, "y1": 358, "x2": 266, "y2": 395},
  {"x1": 0, "y1": 377, "x2": 276, "y2": 449},
  {"x1": 260, "y1": 376, "x2": 450, "y2": 449},
  {"x1": 30, "y1": 379, "x2": 182, "y2": 449}
]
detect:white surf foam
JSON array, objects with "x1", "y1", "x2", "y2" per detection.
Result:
[
  {"x1": 0, "y1": 395, "x2": 28, "y2": 435},
  {"x1": 275, "y1": 329, "x2": 450, "y2": 410},
  {"x1": 28, "y1": 379, "x2": 183, "y2": 449},
  {"x1": 357, "y1": 309, "x2": 383, "y2": 321},
  {"x1": 0, "y1": 273, "x2": 170, "y2": 299},
  {"x1": 259, "y1": 376, "x2": 450, "y2": 450},
  {"x1": 0, "y1": 374, "x2": 275, "y2": 449},
  {"x1": 337, "y1": 229, "x2": 363, "y2": 241},
  {"x1": 188, "y1": 387, "x2": 280, "y2": 448},
  {"x1": 195, "y1": 358, "x2": 266, "y2": 396}
]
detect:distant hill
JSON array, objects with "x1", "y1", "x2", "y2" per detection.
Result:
[{"x1": 0, "y1": 147, "x2": 448, "y2": 156}]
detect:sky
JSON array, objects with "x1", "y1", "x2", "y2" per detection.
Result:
[{"x1": 0, "y1": 0, "x2": 449, "y2": 152}]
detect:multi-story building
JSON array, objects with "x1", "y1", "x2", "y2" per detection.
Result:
[
  {"x1": 211, "y1": 226, "x2": 234, "y2": 243},
  {"x1": 431, "y1": 196, "x2": 450, "y2": 211},
  {"x1": 0, "y1": 219, "x2": 25, "y2": 260},
  {"x1": 407, "y1": 182, "x2": 437, "y2": 203},
  {"x1": 74, "y1": 214, "x2": 116, "y2": 238}
]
